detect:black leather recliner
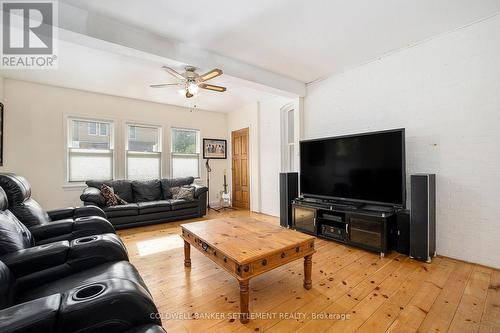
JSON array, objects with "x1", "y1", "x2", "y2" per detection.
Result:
[
  {"x1": 0, "y1": 173, "x2": 116, "y2": 244},
  {"x1": 0, "y1": 187, "x2": 130, "y2": 287},
  {"x1": 0, "y1": 186, "x2": 165, "y2": 332},
  {"x1": 0, "y1": 258, "x2": 164, "y2": 332}
]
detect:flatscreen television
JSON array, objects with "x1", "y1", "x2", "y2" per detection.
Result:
[{"x1": 300, "y1": 129, "x2": 405, "y2": 207}]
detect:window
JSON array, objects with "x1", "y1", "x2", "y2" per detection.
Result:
[
  {"x1": 99, "y1": 123, "x2": 108, "y2": 136},
  {"x1": 171, "y1": 128, "x2": 200, "y2": 178},
  {"x1": 68, "y1": 118, "x2": 114, "y2": 182},
  {"x1": 126, "y1": 124, "x2": 162, "y2": 180},
  {"x1": 281, "y1": 107, "x2": 296, "y2": 172},
  {"x1": 129, "y1": 126, "x2": 136, "y2": 140},
  {"x1": 87, "y1": 122, "x2": 108, "y2": 136},
  {"x1": 88, "y1": 122, "x2": 97, "y2": 135}
]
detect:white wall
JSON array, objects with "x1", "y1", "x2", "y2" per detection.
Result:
[
  {"x1": 227, "y1": 97, "x2": 299, "y2": 216},
  {"x1": 227, "y1": 102, "x2": 260, "y2": 212},
  {"x1": 304, "y1": 16, "x2": 500, "y2": 268},
  {"x1": 2, "y1": 79, "x2": 227, "y2": 209},
  {"x1": 259, "y1": 98, "x2": 284, "y2": 216},
  {"x1": 259, "y1": 97, "x2": 296, "y2": 216}
]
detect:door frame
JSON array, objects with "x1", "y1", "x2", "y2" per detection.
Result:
[{"x1": 231, "y1": 127, "x2": 250, "y2": 209}]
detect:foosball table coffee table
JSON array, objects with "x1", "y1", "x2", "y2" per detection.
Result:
[{"x1": 181, "y1": 217, "x2": 316, "y2": 323}]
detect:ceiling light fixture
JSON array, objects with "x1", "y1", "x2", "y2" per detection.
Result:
[
  {"x1": 150, "y1": 66, "x2": 226, "y2": 99},
  {"x1": 187, "y1": 82, "x2": 199, "y2": 95}
]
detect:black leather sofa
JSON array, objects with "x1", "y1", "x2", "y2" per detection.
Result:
[
  {"x1": 0, "y1": 187, "x2": 165, "y2": 332},
  {"x1": 81, "y1": 177, "x2": 208, "y2": 229},
  {"x1": 0, "y1": 173, "x2": 116, "y2": 244}
]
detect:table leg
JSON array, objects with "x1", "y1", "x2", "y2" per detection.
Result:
[
  {"x1": 303, "y1": 254, "x2": 312, "y2": 290},
  {"x1": 184, "y1": 240, "x2": 191, "y2": 267},
  {"x1": 239, "y1": 279, "x2": 250, "y2": 324}
]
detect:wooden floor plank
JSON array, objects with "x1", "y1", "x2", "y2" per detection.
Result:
[
  {"x1": 448, "y1": 265, "x2": 492, "y2": 333},
  {"x1": 260, "y1": 252, "x2": 392, "y2": 332},
  {"x1": 356, "y1": 258, "x2": 440, "y2": 333},
  {"x1": 116, "y1": 210, "x2": 500, "y2": 333},
  {"x1": 417, "y1": 259, "x2": 474, "y2": 333},
  {"x1": 479, "y1": 269, "x2": 500, "y2": 333},
  {"x1": 322, "y1": 257, "x2": 421, "y2": 332},
  {"x1": 385, "y1": 257, "x2": 456, "y2": 333}
]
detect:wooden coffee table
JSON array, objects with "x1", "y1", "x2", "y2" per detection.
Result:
[{"x1": 180, "y1": 217, "x2": 316, "y2": 323}]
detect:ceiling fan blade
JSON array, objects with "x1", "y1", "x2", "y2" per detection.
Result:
[
  {"x1": 150, "y1": 83, "x2": 182, "y2": 88},
  {"x1": 199, "y1": 83, "x2": 226, "y2": 92},
  {"x1": 199, "y1": 68, "x2": 223, "y2": 82},
  {"x1": 161, "y1": 66, "x2": 185, "y2": 80}
]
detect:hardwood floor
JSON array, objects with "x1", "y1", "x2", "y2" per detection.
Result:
[{"x1": 117, "y1": 210, "x2": 500, "y2": 333}]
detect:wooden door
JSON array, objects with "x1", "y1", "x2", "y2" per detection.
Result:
[{"x1": 231, "y1": 128, "x2": 250, "y2": 209}]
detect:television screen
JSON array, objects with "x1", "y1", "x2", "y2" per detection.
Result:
[{"x1": 300, "y1": 129, "x2": 405, "y2": 206}]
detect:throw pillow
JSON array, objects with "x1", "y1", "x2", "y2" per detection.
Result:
[
  {"x1": 101, "y1": 184, "x2": 118, "y2": 207},
  {"x1": 173, "y1": 186, "x2": 195, "y2": 201},
  {"x1": 161, "y1": 177, "x2": 195, "y2": 199},
  {"x1": 170, "y1": 186, "x2": 181, "y2": 198},
  {"x1": 115, "y1": 194, "x2": 128, "y2": 205}
]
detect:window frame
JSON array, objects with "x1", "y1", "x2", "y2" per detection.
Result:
[
  {"x1": 125, "y1": 123, "x2": 163, "y2": 180},
  {"x1": 98, "y1": 123, "x2": 108, "y2": 136},
  {"x1": 281, "y1": 104, "x2": 296, "y2": 172},
  {"x1": 170, "y1": 127, "x2": 201, "y2": 179},
  {"x1": 128, "y1": 125, "x2": 137, "y2": 140},
  {"x1": 87, "y1": 122, "x2": 97, "y2": 136},
  {"x1": 66, "y1": 116, "x2": 115, "y2": 183},
  {"x1": 87, "y1": 122, "x2": 109, "y2": 136}
]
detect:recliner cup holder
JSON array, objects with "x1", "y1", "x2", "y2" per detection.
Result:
[
  {"x1": 74, "y1": 236, "x2": 99, "y2": 244},
  {"x1": 72, "y1": 283, "x2": 106, "y2": 301}
]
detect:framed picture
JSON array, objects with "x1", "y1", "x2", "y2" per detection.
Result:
[
  {"x1": 203, "y1": 138, "x2": 227, "y2": 159},
  {"x1": 0, "y1": 103, "x2": 3, "y2": 166}
]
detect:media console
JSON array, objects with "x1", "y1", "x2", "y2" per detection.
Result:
[{"x1": 292, "y1": 198, "x2": 398, "y2": 257}]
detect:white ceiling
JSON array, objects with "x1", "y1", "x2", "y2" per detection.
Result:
[
  {"x1": 3, "y1": 1, "x2": 500, "y2": 112},
  {"x1": 0, "y1": 40, "x2": 278, "y2": 113},
  {"x1": 61, "y1": 0, "x2": 500, "y2": 82}
]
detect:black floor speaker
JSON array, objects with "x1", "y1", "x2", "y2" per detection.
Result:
[
  {"x1": 279, "y1": 172, "x2": 298, "y2": 228},
  {"x1": 396, "y1": 209, "x2": 410, "y2": 255},
  {"x1": 410, "y1": 174, "x2": 436, "y2": 262}
]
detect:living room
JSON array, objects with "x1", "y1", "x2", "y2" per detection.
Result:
[{"x1": 0, "y1": 1, "x2": 499, "y2": 332}]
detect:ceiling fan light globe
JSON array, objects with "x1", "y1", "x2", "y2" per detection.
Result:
[{"x1": 187, "y1": 82, "x2": 199, "y2": 95}]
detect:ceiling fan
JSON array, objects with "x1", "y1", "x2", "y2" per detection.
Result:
[{"x1": 150, "y1": 66, "x2": 227, "y2": 98}]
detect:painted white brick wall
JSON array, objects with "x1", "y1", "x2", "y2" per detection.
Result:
[
  {"x1": 304, "y1": 15, "x2": 500, "y2": 268},
  {"x1": 259, "y1": 97, "x2": 292, "y2": 217}
]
